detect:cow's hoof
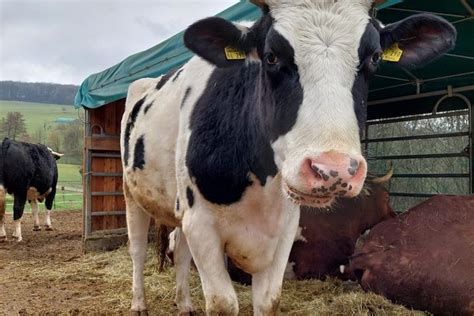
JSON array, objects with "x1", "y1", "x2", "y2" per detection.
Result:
[
  {"x1": 0, "y1": 236, "x2": 6, "y2": 242},
  {"x1": 130, "y1": 311, "x2": 148, "y2": 316},
  {"x1": 11, "y1": 236, "x2": 23, "y2": 242},
  {"x1": 33, "y1": 226, "x2": 42, "y2": 231},
  {"x1": 45, "y1": 226, "x2": 53, "y2": 231}
]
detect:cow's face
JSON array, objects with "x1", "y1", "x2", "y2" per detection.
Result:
[{"x1": 184, "y1": 1, "x2": 456, "y2": 208}]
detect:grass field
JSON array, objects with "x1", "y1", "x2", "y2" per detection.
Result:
[
  {"x1": 0, "y1": 100, "x2": 84, "y2": 135},
  {"x1": 5, "y1": 163, "x2": 83, "y2": 212}
]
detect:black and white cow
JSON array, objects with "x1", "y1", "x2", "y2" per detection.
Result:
[
  {"x1": 120, "y1": 0, "x2": 456, "y2": 314},
  {"x1": 0, "y1": 138, "x2": 62, "y2": 242}
]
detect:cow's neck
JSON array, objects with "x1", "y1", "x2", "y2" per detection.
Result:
[{"x1": 186, "y1": 63, "x2": 280, "y2": 206}]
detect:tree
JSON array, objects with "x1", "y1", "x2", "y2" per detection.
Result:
[{"x1": 0, "y1": 112, "x2": 27, "y2": 140}]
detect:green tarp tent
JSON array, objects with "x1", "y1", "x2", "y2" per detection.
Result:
[{"x1": 74, "y1": 0, "x2": 474, "y2": 119}]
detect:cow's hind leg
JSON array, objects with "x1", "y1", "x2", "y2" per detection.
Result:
[
  {"x1": 30, "y1": 200, "x2": 41, "y2": 231},
  {"x1": 0, "y1": 185, "x2": 6, "y2": 241},
  {"x1": 182, "y1": 208, "x2": 238, "y2": 316},
  {"x1": 126, "y1": 193, "x2": 151, "y2": 314},
  {"x1": 173, "y1": 227, "x2": 194, "y2": 315},
  {"x1": 44, "y1": 187, "x2": 55, "y2": 231},
  {"x1": 12, "y1": 191, "x2": 27, "y2": 242},
  {"x1": 252, "y1": 208, "x2": 300, "y2": 316}
]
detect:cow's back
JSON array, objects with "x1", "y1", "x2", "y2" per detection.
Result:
[{"x1": 1, "y1": 139, "x2": 55, "y2": 195}]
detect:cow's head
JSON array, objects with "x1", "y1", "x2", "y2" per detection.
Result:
[{"x1": 184, "y1": 0, "x2": 456, "y2": 208}]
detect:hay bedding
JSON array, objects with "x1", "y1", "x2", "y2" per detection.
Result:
[
  {"x1": 0, "y1": 212, "x2": 425, "y2": 315},
  {"x1": 32, "y1": 246, "x2": 425, "y2": 315}
]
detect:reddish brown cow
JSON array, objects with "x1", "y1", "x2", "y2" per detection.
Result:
[
  {"x1": 286, "y1": 180, "x2": 396, "y2": 280},
  {"x1": 227, "y1": 179, "x2": 396, "y2": 284},
  {"x1": 347, "y1": 195, "x2": 474, "y2": 316}
]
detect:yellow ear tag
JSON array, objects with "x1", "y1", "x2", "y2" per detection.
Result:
[
  {"x1": 382, "y1": 43, "x2": 404, "y2": 62},
  {"x1": 224, "y1": 46, "x2": 246, "y2": 60}
]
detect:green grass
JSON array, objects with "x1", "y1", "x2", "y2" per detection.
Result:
[
  {"x1": 57, "y1": 163, "x2": 82, "y2": 183},
  {"x1": 0, "y1": 100, "x2": 83, "y2": 135},
  {"x1": 5, "y1": 164, "x2": 83, "y2": 212}
]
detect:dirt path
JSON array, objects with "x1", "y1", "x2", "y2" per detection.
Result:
[{"x1": 0, "y1": 211, "x2": 119, "y2": 315}]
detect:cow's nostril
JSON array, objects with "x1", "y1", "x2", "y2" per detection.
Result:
[
  {"x1": 310, "y1": 163, "x2": 322, "y2": 179},
  {"x1": 348, "y1": 159, "x2": 359, "y2": 176}
]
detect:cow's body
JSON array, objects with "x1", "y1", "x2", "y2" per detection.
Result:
[
  {"x1": 227, "y1": 180, "x2": 395, "y2": 284},
  {"x1": 347, "y1": 195, "x2": 474, "y2": 316},
  {"x1": 0, "y1": 138, "x2": 61, "y2": 242},
  {"x1": 289, "y1": 180, "x2": 395, "y2": 280},
  {"x1": 121, "y1": 1, "x2": 456, "y2": 314}
]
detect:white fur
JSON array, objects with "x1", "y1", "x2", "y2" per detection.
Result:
[
  {"x1": 269, "y1": 0, "x2": 370, "y2": 195},
  {"x1": 13, "y1": 219, "x2": 22, "y2": 242},
  {"x1": 295, "y1": 226, "x2": 307, "y2": 243},
  {"x1": 123, "y1": 2, "x2": 374, "y2": 312},
  {"x1": 284, "y1": 261, "x2": 297, "y2": 280},
  {"x1": 45, "y1": 209, "x2": 52, "y2": 228}
]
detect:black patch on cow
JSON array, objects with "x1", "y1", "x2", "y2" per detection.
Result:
[
  {"x1": 123, "y1": 97, "x2": 146, "y2": 166},
  {"x1": 173, "y1": 69, "x2": 184, "y2": 82},
  {"x1": 352, "y1": 22, "x2": 381, "y2": 137},
  {"x1": 181, "y1": 87, "x2": 192, "y2": 109},
  {"x1": 186, "y1": 22, "x2": 303, "y2": 205},
  {"x1": 176, "y1": 198, "x2": 180, "y2": 211},
  {"x1": 133, "y1": 135, "x2": 146, "y2": 170},
  {"x1": 144, "y1": 102, "x2": 154, "y2": 114},
  {"x1": 156, "y1": 68, "x2": 178, "y2": 90},
  {"x1": 186, "y1": 187, "x2": 194, "y2": 208},
  {"x1": 0, "y1": 138, "x2": 58, "y2": 221}
]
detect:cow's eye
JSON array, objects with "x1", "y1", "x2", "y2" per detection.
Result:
[
  {"x1": 371, "y1": 51, "x2": 382, "y2": 64},
  {"x1": 266, "y1": 52, "x2": 279, "y2": 65}
]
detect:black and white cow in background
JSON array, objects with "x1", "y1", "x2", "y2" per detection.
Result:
[
  {"x1": 0, "y1": 138, "x2": 63, "y2": 242},
  {"x1": 120, "y1": 0, "x2": 456, "y2": 314}
]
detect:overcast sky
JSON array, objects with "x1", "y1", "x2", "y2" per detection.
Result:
[{"x1": 0, "y1": 0, "x2": 237, "y2": 85}]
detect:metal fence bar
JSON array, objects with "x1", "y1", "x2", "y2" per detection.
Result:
[
  {"x1": 367, "y1": 110, "x2": 469, "y2": 126},
  {"x1": 362, "y1": 131, "x2": 469, "y2": 143},
  {"x1": 379, "y1": 173, "x2": 470, "y2": 178},
  {"x1": 368, "y1": 153, "x2": 468, "y2": 160}
]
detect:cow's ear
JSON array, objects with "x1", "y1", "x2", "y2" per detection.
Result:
[
  {"x1": 380, "y1": 14, "x2": 456, "y2": 69},
  {"x1": 184, "y1": 17, "x2": 254, "y2": 68}
]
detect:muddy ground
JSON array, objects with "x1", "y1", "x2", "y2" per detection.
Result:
[
  {"x1": 0, "y1": 211, "x2": 424, "y2": 315},
  {"x1": 0, "y1": 211, "x2": 118, "y2": 314}
]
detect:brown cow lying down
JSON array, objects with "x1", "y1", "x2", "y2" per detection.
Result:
[
  {"x1": 346, "y1": 195, "x2": 474, "y2": 316},
  {"x1": 226, "y1": 175, "x2": 396, "y2": 284},
  {"x1": 286, "y1": 180, "x2": 396, "y2": 280}
]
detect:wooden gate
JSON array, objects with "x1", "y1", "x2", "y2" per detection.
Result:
[{"x1": 83, "y1": 99, "x2": 127, "y2": 252}]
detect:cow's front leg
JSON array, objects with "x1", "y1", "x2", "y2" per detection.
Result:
[
  {"x1": 12, "y1": 191, "x2": 27, "y2": 242},
  {"x1": 182, "y1": 208, "x2": 239, "y2": 316},
  {"x1": 252, "y1": 207, "x2": 300, "y2": 316},
  {"x1": 126, "y1": 194, "x2": 151, "y2": 314},
  {"x1": 30, "y1": 200, "x2": 41, "y2": 231},
  {"x1": 173, "y1": 227, "x2": 194, "y2": 315}
]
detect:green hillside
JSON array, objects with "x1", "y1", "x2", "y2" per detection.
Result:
[{"x1": 0, "y1": 100, "x2": 83, "y2": 135}]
